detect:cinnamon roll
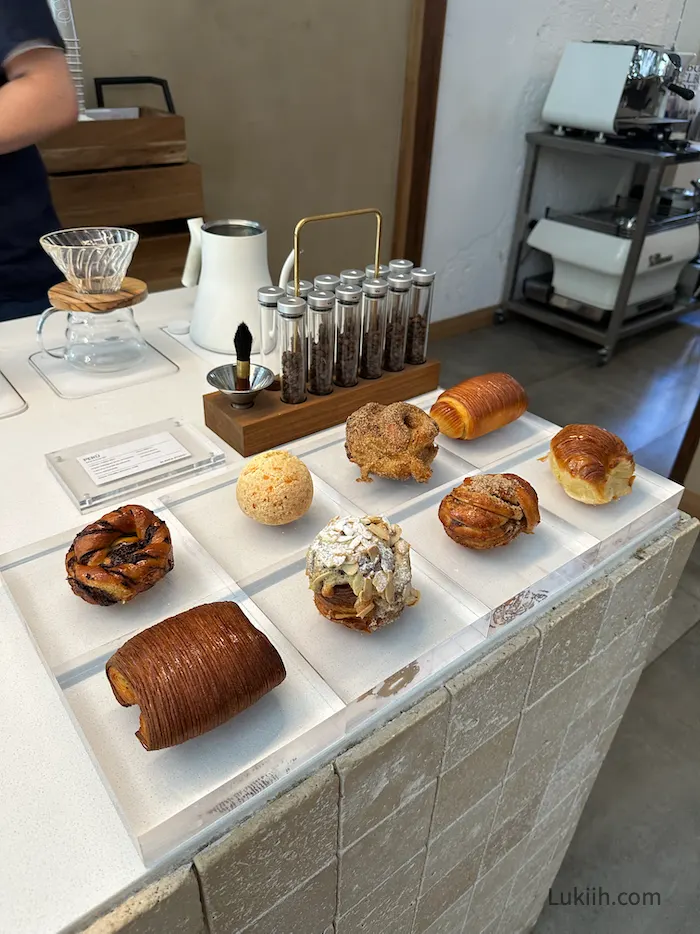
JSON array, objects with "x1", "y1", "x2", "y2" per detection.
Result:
[{"x1": 438, "y1": 474, "x2": 540, "y2": 549}]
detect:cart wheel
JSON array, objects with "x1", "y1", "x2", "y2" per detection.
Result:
[
  {"x1": 596, "y1": 347, "x2": 611, "y2": 366},
  {"x1": 493, "y1": 309, "x2": 507, "y2": 326}
]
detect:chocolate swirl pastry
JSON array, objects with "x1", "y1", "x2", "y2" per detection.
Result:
[
  {"x1": 106, "y1": 602, "x2": 286, "y2": 750},
  {"x1": 438, "y1": 474, "x2": 540, "y2": 549},
  {"x1": 66, "y1": 504, "x2": 174, "y2": 605}
]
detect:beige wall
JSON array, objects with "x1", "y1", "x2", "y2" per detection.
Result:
[
  {"x1": 72, "y1": 0, "x2": 412, "y2": 279},
  {"x1": 422, "y1": 0, "x2": 690, "y2": 321}
]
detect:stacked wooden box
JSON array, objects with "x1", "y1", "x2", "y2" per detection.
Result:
[{"x1": 41, "y1": 108, "x2": 204, "y2": 292}]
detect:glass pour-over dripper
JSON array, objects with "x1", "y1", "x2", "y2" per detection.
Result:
[{"x1": 40, "y1": 227, "x2": 138, "y2": 293}]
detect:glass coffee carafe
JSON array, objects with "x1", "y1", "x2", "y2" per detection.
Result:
[
  {"x1": 36, "y1": 306, "x2": 146, "y2": 372},
  {"x1": 38, "y1": 226, "x2": 145, "y2": 372}
]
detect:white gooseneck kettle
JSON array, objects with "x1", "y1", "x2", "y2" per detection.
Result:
[{"x1": 182, "y1": 218, "x2": 295, "y2": 354}]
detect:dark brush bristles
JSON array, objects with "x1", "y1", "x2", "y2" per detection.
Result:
[
  {"x1": 234, "y1": 322, "x2": 253, "y2": 363},
  {"x1": 234, "y1": 322, "x2": 252, "y2": 388}
]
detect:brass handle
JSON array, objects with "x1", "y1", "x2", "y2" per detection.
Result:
[{"x1": 293, "y1": 208, "x2": 383, "y2": 295}]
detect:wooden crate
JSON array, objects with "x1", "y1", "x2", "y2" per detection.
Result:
[
  {"x1": 43, "y1": 105, "x2": 202, "y2": 293},
  {"x1": 49, "y1": 163, "x2": 204, "y2": 228},
  {"x1": 204, "y1": 360, "x2": 441, "y2": 457},
  {"x1": 40, "y1": 107, "x2": 187, "y2": 174}
]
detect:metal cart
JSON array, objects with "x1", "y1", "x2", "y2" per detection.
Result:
[{"x1": 500, "y1": 131, "x2": 700, "y2": 364}]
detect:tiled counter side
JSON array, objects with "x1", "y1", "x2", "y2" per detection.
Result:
[
  {"x1": 71, "y1": 514, "x2": 698, "y2": 934},
  {"x1": 644, "y1": 514, "x2": 700, "y2": 664}
]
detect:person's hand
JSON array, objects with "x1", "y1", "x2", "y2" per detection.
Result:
[{"x1": 0, "y1": 46, "x2": 78, "y2": 155}]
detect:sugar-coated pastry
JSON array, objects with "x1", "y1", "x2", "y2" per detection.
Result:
[
  {"x1": 306, "y1": 515, "x2": 419, "y2": 633},
  {"x1": 66, "y1": 504, "x2": 173, "y2": 605},
  {"x1": 438, "y1": 474, "x2": 540, "y2": 549},
  {"x1": 236, "y1": 449, "x2": 313, "y2": 525},
  {"x1": 548, "y1": 424, "x2": 635, "y2": 505},
  {"x1": 430, "y1": 373, "x2": 527, "y2": 440},
  {"x1": 106, "y1": 601, "x2": 286, "y2": 750},
  {"x1": 345, "y1": 401, "x2": 439, "y2": 483}
]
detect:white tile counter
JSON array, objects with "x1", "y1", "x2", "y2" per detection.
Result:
[{"x1": 0, "y1": 288, "x2": 685, "y2": 934}]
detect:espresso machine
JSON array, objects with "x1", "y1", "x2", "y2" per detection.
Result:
[
  {"x1": 500, "y1": 41, "x2": 700, "y2": 364},
  {"x1": 542, "y1": 40, "x2": 696, "y2": 141}
]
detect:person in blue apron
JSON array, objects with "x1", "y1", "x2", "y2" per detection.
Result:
[{"x1": 0, "y1": 0, "x2": 77, "y2": 321}]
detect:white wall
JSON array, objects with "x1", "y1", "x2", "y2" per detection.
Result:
[
  {"x1": 677, "y1": 0, "x2": 700, "y2": 54},
  {"x1": 422, "y1": 0, "x2": 690, "y2": 322}
]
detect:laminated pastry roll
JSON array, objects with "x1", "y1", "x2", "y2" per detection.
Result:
[
  {"x1": 430, "y1": 373, "x2": 527, "y2": 440},
  {"x1": 66, "y1": 504, "x2": 173, "y2": 605},
  {"x1": 439, "y1": 474, "x2": 540, "y2": 549},
  {"x1": 106, "y1": 602, "x2": 286, "y2": 750},
  {"x1": 548, "y1": 424, "x2": 635, "y2": 505},
  {"x1": 306, "y1": 515, "x2": 419, "y2": 633},
  {"x1": 345, "y1": 401, "x2": 439, "y2": 483}
]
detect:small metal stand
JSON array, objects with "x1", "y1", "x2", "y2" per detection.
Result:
[
  {"x1": 204, "y1": 206, "x2": 441, "y2": 455},
  {"x1": 291, "y1": 207, "x2": 383, "y2": 292},
  {"x1": 500, "y1": 132, "x2": 700, "y2": 364}
]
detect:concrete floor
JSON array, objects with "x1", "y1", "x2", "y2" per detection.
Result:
[
  {"x1": 433, "y1": 313, "x2": 700, "y2": 932},
  {"x1": 432, "y1": 309, "x2": 700, "y2": 478},
  {"x1": 536, "y1": 603, "x2": 700, "y2": 934}
]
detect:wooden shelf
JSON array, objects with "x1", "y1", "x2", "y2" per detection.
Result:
[
  {"x1": 42, "y1": 106, "x2": 202, "y2": 296},
  {"x1": 40, "y1": 107, "x2": 187, "y2": 174},
  {"x1": 49, "y1": 163, "x2": 204, "y2": 228}
]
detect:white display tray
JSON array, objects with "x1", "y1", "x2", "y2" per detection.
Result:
[
  {"x1": 161, "y1": 468, "x2": 346, "y2": 583},
  {"x1": 29, "y1": 340, "x2": 178, "y2": 400},
  {"x1": 63, "y1": 587, "x2": 343, "y2": 863},
  {"x1": 0, "y1": 504, "x2": 344, "y2": 865},
  {"x1": 0, "y1": 402, "x2": 684, "y2": 866},
  {"x1": 0, "y1": 508, "x2": 233, "y2": 678},
  {"x1": 295, "y1": 426, "x2": 474, "y2": 515},
  {"x1": 498, "y1": 444, "x2": 683, "y2": 558},
  {"x1": 0, "y1": 370, "x2": 27, "y2": 419},
  {"x1": 163, "y1": 469, "x2": 490, "y2": 703},
  {"x1": 394, "y1": 486, "x2": 599, "y2": 629},
  {"x1": 243, "y1": 551, "x2": 489, "y2": 703},
  {"x1": 307, "y1": 388, "x2": 558, "y2": 471},
  {"x1": 426, "y1": 411, "x2": 559, "y2": 469}
]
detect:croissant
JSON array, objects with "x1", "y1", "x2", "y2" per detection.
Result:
[
  {"x1": 106, "y1": 602, "x2": 286, "y2": 750},
  {"x1": 438, "y1": 474, "x2": 540, "y2": 549},
  {"x1": 549, "y1": 425, "x2": 635, "y2": 505},
  {"x1": 66, "y1": 504, "x2": 173, "y2": 605},
  {"x1": 430, "y1": 373, "x2": 527, "y2": 440}
]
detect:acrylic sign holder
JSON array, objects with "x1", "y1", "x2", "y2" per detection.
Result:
[{"x1": 45, "y1": 417, "x2": 226, "y2": 512}]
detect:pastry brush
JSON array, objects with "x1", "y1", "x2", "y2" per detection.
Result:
[{"x1": 234, "y1": 322, "x2": 253, "y2": 390}]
